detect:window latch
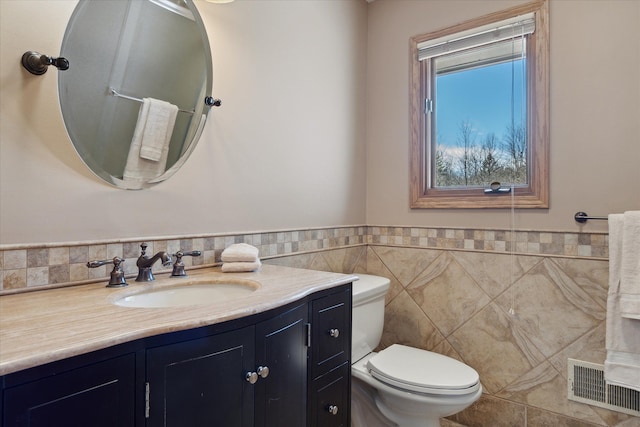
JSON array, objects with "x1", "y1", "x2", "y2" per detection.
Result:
[{"x1": 424, "y1": 98, "x2": 433, "y2": 114}]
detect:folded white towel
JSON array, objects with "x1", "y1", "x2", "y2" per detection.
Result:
[
  {"x1": 221, "y1": 260, "x2": 262, "y2": 273},
  {"x1": 221, "y1": 243, "x2": 260, "y2": 263},
  {"x1": 122, "y1": 98, "x2": 178, "y2": 187},
  {"x1": 605, "y1": 212, "x2": 640, "y2": 392},
  {"x1": 620, "y1": 211, "x2": 640, "y2": 319}
]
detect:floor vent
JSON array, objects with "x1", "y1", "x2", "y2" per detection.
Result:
[{"x1": 568, "y1": 358, "x2": 640, "y2": 416}]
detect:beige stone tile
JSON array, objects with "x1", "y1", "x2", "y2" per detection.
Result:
[
  {"x1": 3, "y1": 269, "x2": 26, "y2": 289},
  {"x1": 27, "y1": 248, "x2": 49, "y2": 268},
  {"x1": 456, "y1": 394, "x2": 526, "y2": 427},
  {"x1": 4, "y1": 250, "x2": 26, "y2": 269},
  {"x1": 69, "y1": 245, "x2": 88, "y2": 264},
  {"x1": 448, "y1": 303, "x2": 546, "y2": 394},
  {"x1": 495, "y1": 259, "x2": 605, "y2": 358},
  {"x1": 527, "y1": 407, "x2": 603, "y2": 427},
  {"x1": 106, "y1": 243, "x2": 124, "y2": 259},
  {"x1": 370, "y1": 246, "x2": 441, "y2": 287},
  {"x1": 440, "y1": 419, "x2": 466, "y2": 427},
  {"x1": 320, "y1": 246, "x2": 366, "y2": 273},
  {"x1": 364, "y1": 247, "x2": 403, "y2": 303},
  {"x1": 590, "y1": 409, "x2": 639, "y2": 427},
  {"x1": 70, "y1": 263, "x2": 90, "y2": 282},
  {"x1": 407, "y1": 252, "x2": 491, "y2": 337},
  {"x1": 549, "y1": 323, "x2": 606, "y2": 377},
  {"x1": 451, "y1": 251, "x2": 540, "y2": 298},
  {"x1": 264, "y1": 253, "x2": 315, "y2": 270},
  {"x1": 27, "y1": 267, "x2": 48, "y2": 287},
  {"x1": 553, "y1": 258, "x2": 609, "y2": 310},
  {"x1": 499, "y1": 362, "x2": 609, "y2": 425},
  {"x1": 49, "y1": 265, "x2": 70, "y2": 284},
  {"x1": 378, "y1": 290, "x2": 444, "y2": 351},
  {"x1": 49, "y1": 247, "x2": 69, "y2": 265}
]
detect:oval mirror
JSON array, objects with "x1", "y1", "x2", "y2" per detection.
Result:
[{"x1": 58, "y1": 0, "x2": 213, "y2": 189}]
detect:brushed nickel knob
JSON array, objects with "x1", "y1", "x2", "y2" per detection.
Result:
[
  {"x1": 327, "y1": 405, "x2": 338, "y2": 415},
  {"x1": 245, "y1": 371, "x2": 258, "y2": 384},
  {"x1": 257, "y1": 366, "x2": 270, "y2": 378},
  {"x1": 329, "y1": 328, "x2": 340, "y2": 338}
]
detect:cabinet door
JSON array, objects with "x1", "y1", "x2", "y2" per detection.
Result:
[
  {"x1": 3, "y1": 354, "x2": 136, "y2": 427},
  {"x1": 146, "y1": 327, "x2": 254, "y2": 427},
  {"x1": 310, "y1": 288, "x2": 351, "y2": 379},
  {"x1": 310, "y1": 362, "x2": 350, "y2": 427},
  {"x1": 254, "y1": 304, "x2": 308, "y2": 427}
]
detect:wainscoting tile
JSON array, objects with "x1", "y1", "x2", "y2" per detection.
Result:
[
  {"x1": 378, "y1": 290, "x2": 444, "y2": 351},
  {"x1": 448, "y1": 302, "x2": 545, "y2": 394},
  {"x1": 365, "y1": 247, "x2": 403, "y2": 303},
  {"x1": 370, "y1": 246, "x2": 441, "y2": 287},
  {"x1": 407, "y1": 252, "x2": 491, "y2": 337},
  {"x1": 495, "y1": 259, "x2": 605, "y2": 358},
  {"x1": 454, "y1": 394, "x2": 526, "y2": 427},
  {"x1": 450, "y1": 251, "x2": 540, "y2": 298}
]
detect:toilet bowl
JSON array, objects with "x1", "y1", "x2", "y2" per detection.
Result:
[{"x1": 351, "y1": 274, "x2": 482, "y2": 427}]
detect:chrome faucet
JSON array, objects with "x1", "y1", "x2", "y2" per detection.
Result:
[{"x1": 136, "y1": 243, "x2": 172, "y2": 282}]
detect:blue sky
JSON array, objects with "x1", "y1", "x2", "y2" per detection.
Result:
[{"x1": 435, "y1": 60, "x2": 526, "y2": 148}]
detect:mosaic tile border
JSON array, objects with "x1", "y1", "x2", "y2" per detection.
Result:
[
  {"x1": 367, "y1": 226, "x2": 609, "y2": 258},
  {"x1": 0, "y1": 225, "x2": 608, "y2": 293}
]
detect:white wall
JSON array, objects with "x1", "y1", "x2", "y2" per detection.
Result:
[
  {"x1": 0, "y1": 0, "x2": 368, "y2": 245},
  {"x1": 366, "y1": 0, "x2": 640, "y2": 232}
]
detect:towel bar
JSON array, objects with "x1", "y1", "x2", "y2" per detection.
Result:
[
  {"x1": 574, "y1": 211, "x2": 608, "y2": 223},
  {"x1": 109, "y1": 88, "x2": 221, "y2": 114}
]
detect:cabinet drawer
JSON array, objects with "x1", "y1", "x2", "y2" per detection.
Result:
[
  {"x1": 309, "y1": 361, "x2": 350, "y2": 427},
  {"x1": 311, "y1": 287, "x2": 351, "y2": 378}
]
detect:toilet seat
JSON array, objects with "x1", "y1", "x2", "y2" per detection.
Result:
[{"x1": 367, "y1": 344, "x2": 480, "y2": 396}]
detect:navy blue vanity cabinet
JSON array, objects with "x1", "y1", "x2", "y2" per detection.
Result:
[
  {"x1": 2, "y1": 346, "x2": 140, "y2": 427},
  {"x1": 308, "y1": 285, "x2": 352, "y2": 427},
  {"x1": 145, "y1": 303, "x2": 309, "y2": 427}
]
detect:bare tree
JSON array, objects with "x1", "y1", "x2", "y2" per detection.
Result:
[
  {"x1": 456, "y1": 119, "x2": 476, "y2": 185},
  {"x1": 503, "y1": 124, "x2": 527, "y2": 183}
]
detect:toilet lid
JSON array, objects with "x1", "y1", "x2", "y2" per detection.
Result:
[{"x1": 367, "y1": 344, "x2": 480, "y2": 395}]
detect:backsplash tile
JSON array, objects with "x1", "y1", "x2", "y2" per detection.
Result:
[{"x1": 0, "y1": 226, "x2": 608, "y2": 293}]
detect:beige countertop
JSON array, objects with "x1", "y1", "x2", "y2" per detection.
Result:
[{"x1": 0, "y1": 264, "x2": 356, "y2": 376}]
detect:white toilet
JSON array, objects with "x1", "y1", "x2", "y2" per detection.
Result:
[{"x1": 351, "y1": 274, "x2": 482, "y2": 427}]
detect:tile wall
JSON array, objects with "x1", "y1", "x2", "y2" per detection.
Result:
[{"x1": 2, "y1": 225, "x2": 637, "y2": 426}]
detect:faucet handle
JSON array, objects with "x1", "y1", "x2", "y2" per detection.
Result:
[
  {"x1": 87, "y1": 257, "x2": 128, "y2": 288},
  {"x1": 171, "y1": 250, "x2": 202, "y2": 277}
]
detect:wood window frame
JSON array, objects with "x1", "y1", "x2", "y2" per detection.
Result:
[{"x1": 409, "y1": 0, "x2": 549, "y2": 209}]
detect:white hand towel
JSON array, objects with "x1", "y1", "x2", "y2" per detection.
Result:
[
  {"x1": 620, "y1": 211, "x2": 640, "y2": 319},
  {"x1": 222, "y1": 260, "x2": 262, "y2": 273},
  {"x1": 605, "y1": 212, "x2": 640, "y2": 392},
  {"x1": 221, "y1": 243, "x2": 260, "y2": 263},
  {"x1": 122, "y1": 98, "x2": 178, "y2": 188}
]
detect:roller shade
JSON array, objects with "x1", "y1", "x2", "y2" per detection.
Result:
[{"x1": 418, "y1": 12, "x2": 535, "y2": 61}]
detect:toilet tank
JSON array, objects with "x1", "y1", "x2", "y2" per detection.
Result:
[{"x1": 351, "y1": 274, "x2": 390, "y2": 362}]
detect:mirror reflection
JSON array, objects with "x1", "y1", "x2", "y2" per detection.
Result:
[{"x1": 58, "y1": 0, "x2": 213, "y2": 189}]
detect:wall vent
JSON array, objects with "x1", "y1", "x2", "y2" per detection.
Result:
[{"x1": 568, "y1": 358, "x2": 640, "y2": 417}]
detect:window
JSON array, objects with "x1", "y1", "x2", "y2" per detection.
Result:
[{"x1": 409, "y1": 0, "x2": 549, "y2": 208}]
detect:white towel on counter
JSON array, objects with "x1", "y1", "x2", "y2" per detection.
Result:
[
  {"x1": 221, "y1": 243, "x2": 260, "y2": 263},
  {"x1": 122, "y1": 98, "x2": 178, "y2": 187},
  {"x1": 222, "y1": 260, "x2": 262, "y2": 273},
  {"x1": 605, "y1": 211, "x2": 640, "y2": 392}
]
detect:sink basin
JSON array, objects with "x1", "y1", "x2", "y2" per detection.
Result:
[{"x1": 113, "y1": 279, "x2": 260, "y2": 308}]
